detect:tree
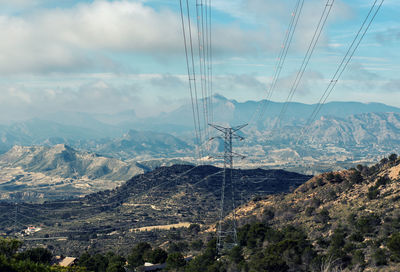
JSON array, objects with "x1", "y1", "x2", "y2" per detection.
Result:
[
  {"x1": 349, "y1": 170, "x2": 363, "y2": 184},
  {"x1": 388, "y1": 232, "x2": 400, "y2": 260},
  {"x1": 127, "y1": 242, "x2": 151, "y2": 268},
  {"x1": 249, "y1": 252, "x2": 288, "y2": 272},
  {"x1": 0, "y1": 238, "x2": 22, "y2": 258},
  {"x1": 16, "y1": 248, "x2": 53, "y2": 264},
  {"x1": 144, "y1": 248, "x2": 168, "y2": 264},
  {"x1": 389, "y1": 153, "x2": 397, "y2": 162},
  {"x1": 190, "y1": 240, "x2": 203, "y2": 251},
  {"x1": 166, "y1": 252, "x2": 185, "y2": 270},
  {"x1": 356, "y1": 214, "x2": 380, "y2": 234},
  {"x1": 372, "y1": 248, "x2": 387, "y2": 266},
  {"x1": 188, "y1": 224, "x2": 200, "y2": 235},
  {"x1": 315, "y1": 208, "x2": 330, "y2": 224},
  {"x1": 352, "y1": 250, "x2": 365, "y2": 268},
  {"x1": 228, "y1": 246, "x2": 243, "y2": 264},
  {"x1": 106, "y1": 262, "x2": 125, "y2": 272}
]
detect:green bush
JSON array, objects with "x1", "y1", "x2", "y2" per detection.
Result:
[
  {"x1": 190, "y1": 240, "x2": 203, "y2": 251},
  {"x1": 127, "y1": 242, "x2": 152, "y2": 268},
  {"x1": 376, "y1": 176, "x2": 390, "y2": 187},
  {"x1": 144, "y1": 248, "x2": 168, "y2": 264},
  {"x1": 188, "y1": 224, "x2": 200, "y2": 235},
  {"x1": 305, "y1": 207, "x2": 315, "y2": 217},
  {"x1": 0, "y1": 238, "x2": 22, "y2": 258},
  {"x1": 388, "y1": 232, "x2": 400, "y2": 260},
  {"x1": 349, "y1": 170, "x2": 363, "y2": 184},
  {"x1": 16, "y1": 248, "x2": 52, "y2": 264},
  {"x1": 389, "y1": 153, "x2": 397, "y2": 162},
  {"x1": 315, "y1": 208, "x2": 330, "y2": 224},
  {"x1": 356, "y1": 214, "x2": 380, "y2": 234},
  {"x1": 372, "y1": 248, "x2": 387, "y2": 266},
  {"x1": 352, "y1": 250, "x2": 365, "y2": 267},
  {"x1": 166, "y1": 252, "x2": 185, "y2": 270},
  {"x1": 349, "y1": 232, "x2": 364, "y2": 242},
  {"x1": 228, "y1": 246, "x2": 243, "y2": 264},
  {"x1": 367, "y1": 186, "x2": 379, "y2": 200},
  {"x1": 262, "y1": 208, "x2": 275, "y2": 221}
]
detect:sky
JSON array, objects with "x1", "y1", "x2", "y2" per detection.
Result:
[{"x1": 0, "y1": 0, "x2": 398, "y2": 123}]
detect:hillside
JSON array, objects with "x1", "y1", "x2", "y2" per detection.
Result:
[
  {"x1": 0, "y1": 164, "x2": 311, "y2": 255},
  {"x1": 231, "y1": 154, "x2": 400, "y2": 271},
  {"x1": 87, "y1": 129, "x2": 192, "y2": 160},
  {"x1": 0, "y1": 144, "x2": 145, "y2": 201}
]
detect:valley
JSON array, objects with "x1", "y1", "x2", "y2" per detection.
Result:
[{"x1": 0, "y1": 164, "x2": 311, "y2": 255}]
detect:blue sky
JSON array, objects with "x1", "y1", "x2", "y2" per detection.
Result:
[{"x1": 0, "y1": 0, "x2": 398, "y2": 122}]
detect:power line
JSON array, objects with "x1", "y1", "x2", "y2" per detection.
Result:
[
  {"x1": 275, "y1": 0, "x2": 335, "y2": 128},
  {"x1": 196, "y1": 0, "x2": 210, "y2": 143},
  {"x1": 179, "y1": 0, "x2": 204, "y2": 161},
  {"x1": 250, "y1": 0, "x2": 305, "y2": 125},
  {"x1": 206, "y1": 0, "x2": 214, "y2": 124},
  {"x1": 297, "y1": 0, "x2": 384, "y2": 144}
]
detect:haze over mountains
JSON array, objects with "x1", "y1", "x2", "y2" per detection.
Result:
[{"x1": 1, "y1": 95, "x2": 400, "y2": 174}]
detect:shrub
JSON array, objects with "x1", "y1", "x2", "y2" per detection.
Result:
[
  {"x1": 228, "y1": 246, "x2": 243, "y2": 264},
  {"x1": 305, "y1": 207, "x2": 315, "y2": 217},
  {"x1": 352, "y1": 250, "x2": 365, "y2": 267},
  {"x1": 262, "y1": 208, "x2": 275, "y2": 221},
  {"x1": 166, "y1": 252, "x2": 186, "y2": 270},
  {"x1": 387, "y1": 233, "x2": 400, "y2": 259},
  {"x1": 380, "y1": 157, "x2": 389, "y2": 165},
  {"x1": 389, "y1": 153, "x2": 397, "y2": 162},
  {"x1": 367, "y1": 186, "x2": 379, "y2": 200},
  {"x1": 144, "y1": 248, "x2": 168, "y2": 264},
  {"x1": 127, "y1": 242, "x2": 152, "y2": 268},
  {"x1": 316, "y1": 178, "x2": 324, "y2": 186},
  {"x1": 372, "y1": 248, "x2": 387, "y2": 266},
  {"x1": 326, "y1": 172, "x2": 335, "y2": 181},
  {"x1": 16, "y1": 248, "x2": 52, "y2": 264},
  {"x1": 315, "y1": 208, "x2": 330, "y2": 224},
  {"x1": 376, "y1": 176, "x2": 390, "y2": 187},
  {"x1": 356, "y1": 214, "x2": 380, "y2": 234},
  {"x1": 330, "y1": 228, "x2": 346, "y2": 250},
  {"x1": 0, "y1": 238, "x2": 22, "y2": 258},
  {"x1": 348, "y1": 170, "x2": 363, "y2": 184},
  {"x1": 311, "y1": 198, "x2": 322, "y2": 208},
  {"x1": 188, "y1": 224, "x2": 200, "y2": 234},
  {"x1": 349, "y1": 232, "x2": 364, "y2": 242},
  {"x1": 190, "y1": 240, "x2": 203, "y2": 251}
]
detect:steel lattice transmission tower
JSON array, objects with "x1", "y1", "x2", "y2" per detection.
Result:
[{"x1": 209, "y1": 123, "x2": 247, "y2": 254}]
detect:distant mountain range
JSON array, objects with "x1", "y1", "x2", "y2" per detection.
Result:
[{"x1": 0, "y1": 95, "x2": 400, "y2": 173}]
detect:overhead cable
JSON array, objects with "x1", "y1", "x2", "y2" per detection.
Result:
[{"x1": 297, "y1": 0, "x2": 384, "y2": 143}]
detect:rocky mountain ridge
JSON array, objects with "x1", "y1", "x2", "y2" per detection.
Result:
[{"x1": 0, "y1": 144, "x2": 146, "y2": 201}]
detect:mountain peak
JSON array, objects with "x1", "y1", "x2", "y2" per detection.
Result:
[
  {"x1": 212, "y1": 93, "x2": 228, "y2": 102},
  {"x1": 50, "y1": 143, "x2": 74, "y2": 152}
]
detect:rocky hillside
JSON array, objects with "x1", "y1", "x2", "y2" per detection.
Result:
[
  {"x1": 0, "y1": 144, "x2": 145, "y2": 201},
  {"x1": 87, "y1": 129, "x2": 192, "y2": 160},
  {"x1": 234, "y1": 154, "x2": 400, "y2": 271}
]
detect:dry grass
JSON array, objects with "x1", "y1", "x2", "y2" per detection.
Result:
[{"x1": 130, "y1": 222, "x2": 193, "y2": 232}]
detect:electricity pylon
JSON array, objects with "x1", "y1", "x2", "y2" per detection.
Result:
[{"x1": 209, "y1": 123, "x2": 247, "y2": 254}]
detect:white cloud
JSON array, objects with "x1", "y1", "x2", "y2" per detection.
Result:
[
  {"x1": 212, "y1": 0, "x2": 353, "y2": 53},
  {"x1": 0, "y1": 1, "x2": 185, "y2": 73},
  {"x1": 0, "y1": 0, "x2": 293, "y2": 74}
]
